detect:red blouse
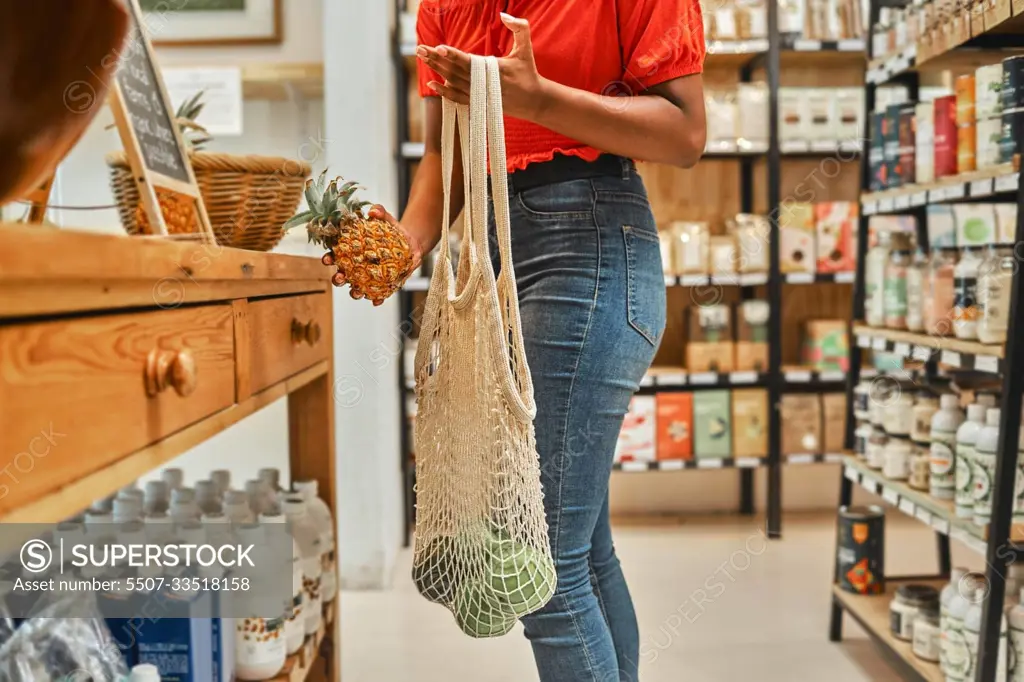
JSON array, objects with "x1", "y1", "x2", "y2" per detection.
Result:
[{"x1": 416, "y1": 0, "x2": 706, "y2": 172}]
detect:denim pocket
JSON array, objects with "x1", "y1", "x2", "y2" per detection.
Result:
[
  {"x1": 514, "y1": 179, "x2": 595, "y2": 221},
  {"x1": 622, "y1": 225, "x2": 665, "y2": 346}
]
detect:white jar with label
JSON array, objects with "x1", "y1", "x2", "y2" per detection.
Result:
[
  {"x1": 955, "y1": 404, "x2": 988, "y2": 519},
  {"x1": 909, "y1": 445, "x2": 931, "y2": 491},
  {"x1": 855, "y1": 421, "x2": 872, "y2": 458},
  {"x1": 974, "y1": 408, "x2": 1002, "y2": 526},
  {"x1": 977, "y1": 242, "x2": 1014, "y2": 344},
  {"x1": 964, "y1": 583, "x2": 1008, "y2": 682},
  {"x1": 867, "y1": 427, "x2": 888, "y2": 469},
  {"x1": 245, "y1": 479, "x2": 276, "y2": 517},
  {"x1": 945, "y1": 572, "x2": 982, "y2": 680},
  {"x1": 1008, "y1": 586, "x2": 1024, "y2": 682},
  {"x1": 234, "y1": 524, "x2": 287, "y2": 681},
  {"x1": 884, "y1": 435, "x2": 913, "y2": 480},
  {"x1": 293, "y1": 479, "x2": 336, "y2": 604},
  {"x1": 913, "y1": 612, "x2": 941, "y2": 662},
  {"x1": 883, "y1": 390, "x2": 915, "y2": 436},
  {"x1": 281, "y1": 495, "x2": 323, "y2": 637},
  {"x1": 930, "y1": 395, "x2": 965, "y2": 500},
  {"x1": 891, "y1": 584, "x2": 939, "y2": 641},
  {"x1": 940, "y1": 567, "x2": 970, "y2": 676},
  {"x1": 224, "y1": 489, "x2": 255, "y2": 525}
]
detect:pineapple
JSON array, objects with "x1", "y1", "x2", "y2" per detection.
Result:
[{"x1": 285, "y1": 170, "x2": 414, "y2": 306}]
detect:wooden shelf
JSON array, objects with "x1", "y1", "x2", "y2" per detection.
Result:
[
  {"x1": 861, "y1": 163, "x2": 1019, "y2": 215},
  {"x1": 273, "y1": 602, "x2": 336, "y2": 682},
  {"x1": 832, "y1": 581, "x2": 945, "y2": 682},
  {"x1": 241, "y1": 62, "x2": 324, "y2": 101},
  {"x1": 853, "y1": 323, "x2": 1004, "y2": 374}
]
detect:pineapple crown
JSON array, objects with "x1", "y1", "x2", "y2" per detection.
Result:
[
  {"x1": 175, "y1": 91, "x2": 212, "y2": 151},
  {"x1": 283, "y1": 170, "x2": 373, "y2": 247}
]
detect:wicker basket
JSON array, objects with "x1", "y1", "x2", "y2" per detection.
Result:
[{"x1": 106, "y1": 151, "x2": 311, "y2": 251}]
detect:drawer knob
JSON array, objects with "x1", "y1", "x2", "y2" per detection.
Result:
[
  {"x1": 291, "y1": 319, "x2": 322, "y2": 347},
  {"x1": 145, "y1": 348, "x2": 198, "y2": 398}
]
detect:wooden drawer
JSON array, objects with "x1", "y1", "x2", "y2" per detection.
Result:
[
  {"x1": 0, "y1": 305, "x2": 236, "y2": 516},
  {"x1": 248, "y1": 293, "x2": 330, "y2": 394}
]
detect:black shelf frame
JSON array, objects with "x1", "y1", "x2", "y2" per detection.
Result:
[{"x1": 831, "y1": 2, "x2": 1024, "y2": 679}]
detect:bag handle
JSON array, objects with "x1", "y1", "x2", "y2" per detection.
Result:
[{"x1": 436, "y1": 86, "x2": 479, "y2": 305}]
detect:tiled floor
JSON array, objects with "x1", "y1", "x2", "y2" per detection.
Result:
[{"x1": 342, "y1": 513, "x2": 966, "y2": 681}]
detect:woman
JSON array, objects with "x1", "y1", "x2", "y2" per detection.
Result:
[{"x1": 376, "y1": 2, "x2": 705, "y2": 680}]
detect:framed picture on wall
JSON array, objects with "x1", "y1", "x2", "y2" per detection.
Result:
[{"x1": 139, "y1": 0, "x2": 282, "y2": 47}]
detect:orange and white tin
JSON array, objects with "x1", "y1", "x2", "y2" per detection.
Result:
[
  {"x1": 956, "y1": 74, "x2": 976, "y2": 125},
  {"x1": 957, "y1": 123, "x2": 977, "y2": 173}
]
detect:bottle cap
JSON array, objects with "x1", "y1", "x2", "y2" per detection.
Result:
[
  {"x1": 987, "y1": 408, "x2": 1002, "y2": 427},
  {"x1": 293, "y1": 480, "x2": 318, "y2": 499},
  {"x1": 940, "y1": 394, "x2": 960, "y2": 409},
  {"x1": 144, "y1": 480, "x2": 169, "y2": 502},
  {"x1": 130, "y1": 664, "x2": 161, "y2": 682},
  {"x1": 210, "y1": 470, "x2": 231, "y2": 494},
  {"x1": 258, "y1": 468, "x2": 281, "y2": 490},
  {"x1": 117, "y1": 487, "x2": 144, "y2": 502},
  {"x1": 258, "y1": 511, "x2": 285, "y2": 524},
  {"x1": 112, "y1": 497, "x2": 142, "y2": 523},
  {"x1": 161, "y1": 468, "x2": 184, "y2": 490},
  {"x1": 194, "y1": 480, "x2": 217, "y2": 501},
  {"x1": 978, "y1": 393, "x2": 999, "y2": 407},
  {"x1": 171, "y1": 487, "x2": 196, "y2": 504},
  {"x1": 967, "y1": 404, "x2": 988, "y2": 422}
]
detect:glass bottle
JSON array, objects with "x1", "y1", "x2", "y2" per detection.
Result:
[
  {"x1": 884, "y1": 232, "x2": 913, "y2": 329},
  {"x1": 906, "y1": 245, "x2": 929, "y2": 332},
  {"x1": 954, "y1": 246, "x2": 984, "y2": 340},
  {"x1": 977, "y1": 241, "x2": 1014, "y2": 344},
  {"x1": 865, "y1": 230, "x2": 893, "y2": 327},
  {"x1": 925, "y1": 247, "x2": 958, "y2": 337}
]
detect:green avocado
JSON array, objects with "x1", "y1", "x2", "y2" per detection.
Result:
[
  {"x1": 453, "y1": 579, "x2": 517, "y2": 638},
  {"x1": 412, "y1": 536, "x2": 456, "y2": 605},
  {"x1": 484, "y1": 538, "x2": 556, "y2": 617}
]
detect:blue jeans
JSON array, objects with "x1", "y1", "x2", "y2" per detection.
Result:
[{"x1": 489, "y1": 158, "x2": 666, "y2": 682}]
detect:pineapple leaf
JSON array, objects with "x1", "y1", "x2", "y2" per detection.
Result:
[
  {"x1": 304, "y1": 183, "x2": 322, "y2": 215},
  {"x1": 324, "y1": 180, "x2": 340, "y2": 214},
  {"x1": 283, "y1": 210, "x2": 315, "y2": 230}
]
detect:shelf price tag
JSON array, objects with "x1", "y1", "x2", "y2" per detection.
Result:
[
  {"x1": 697, "y1": 458, "x2": 725, "y2": 469},
  {"x1": 838, "y1": 38, "x2": 865, "y2": 51},
  {"x1": 620, "y1": 461, "x2": 649, "y2": 472},
  {"x1": 893, "y1": 342, "x2": 911, "y2": 357},
  {"x1": 861, "y1": 478, "x2": 880, "y2": 495},
  {"x1": 862, "y1": 201, "x2": 878, "y2": 216},
  {"x1": 882, "y1": 487, "x2": 900, "y2": 505},
  {"x1": 941, "y1": 350, "x2": 962, "y2": 367},
  {"x1": 659, "y1": 460, "x2": 685, "y2": 471},
  {"x1": 915, "y1": 508, "x2": 932, "y2": 525},
  {"x1": 931, "y1": 517, "x2": 950, "y2": 535},
  {"x1": 857, "y1": 335, "x2": 871, "y2": 348},
  {"x1": 872, "y1": 337, "x2": 888, "y2": 351},
  {"x1": 794, "y1": 38, "x2": 823, "y2": 50},
  {"x1": 824, "y1": 453, "x2": 845, "y2": 463},
  {"x1": 658, "y1": 373, "x2": 687, "y2": 386},
  {"x1": 736, "y1": 457, "x2": 761, "y2": 468},
  {"x1": 912, "y1": 345, "x2": 934, "y2": 361},
  {"x1": 784, "y1": 370, "x2": 812, "y2": 383},
  {"x1": 819, "y1": 370, "x2": 846, "y2": 382},
  {"x1": 689, "y1": 372, "x2": 717, "y2": 385},
  {"x1": 640, "y1": 375, "x2": 655, "y2": 387},
  {"x1": 845, "y1": 466, "x2": 860, "y2": 482},
  {"x1": 945, "y1": 184, "x2": 966, "y2": 200},
  {"x1": 664, "y1": 275, "x2": 677, "y2": 287},
  {"x1": 995, "y1": 172, "x2": 1019, "y2": 192},
  {"x1": 835, "y1": 271, "x2": 855, "y2": 283},
  {"x1": 898, "y1": 498, "x2": 915, "y2": 515},
  {"x1": 740, "y1": 273, "x2": 769, "y2": 286},
  {"x1": 680, "y1": 274, "x2": 709, "y2": 287},
  {"x1": 788, "y1": 454, "x2": 814, "y2": 464},
  {"x1": 910, "y1": 191, "x2": 929, "y2": 206},
  {"x1": 786, "y1": 273, "x2": 815, "y2": 284},
  {"x1": 894, "y1": 194, "x2": 911, "y2": 209},
  {"x1": 971, "y1": 178, "x2": 994, "y2": 197},
  {"x1": 975, "y1": 355, "x2": 1000, "y2": 373},
  {"x1": 729, "y1": 371, "x2": 758, "y2": 384},
  {"x1": 929, "y1": 187, "x2": 947, "y2": 202},
  {"x1": 878, "y1": 197, "x2": 895, "y2": 213}
]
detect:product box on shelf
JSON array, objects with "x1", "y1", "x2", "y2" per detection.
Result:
[
  {"x1": 806, "y1": 89, "x2": 834, "y2": 142},
  {"x1": 953, "y1": 203, "x2": 997, "y2": 247},
  {"x1": 934, "y1": 95, "x2": 958, "y2": 178},
  {"x1": 883, "y1": 104, "x2": 905, "y2": 187},
  {"x1": 815, "y1": 201, "x2": 857, "y2": 273},
  {"x1": 736, "y1": 300, "x2": 769, "y2": 372},
  {"x1": 996, "y1": 203, "x2": 1018, "y2": 244},
  {"x1": 731, "y1": 213, "x2": 769, "y2": 272},
  {"x1": 615, "y1": 396, "x2": 656, "y2": 463},
  {"x1": 737, "y1": 83, "x2": 769, "y2": 147},
  {"x1": 822, "y1": 393, "x2": 848, "y2": 453},
  {"x1": 801, "y1": 319, "x2": 849, "y2": 371},
  {"x1": 687, "y1": 305, "x2": 735, "y2": 372},
  {"x1": 780, "y1": 202, "x2": 816, "y2": 273},
  {"x1": 656, "y1": 393, "x2": 693, "y2": 461},
  {"x1": 915, "y1": 101, "x2": 935, "y2": 184},
  {"x1": 693, "y1": 390, "x2": 733, "y2": 458},
  {"x1": 976, "y1": 63, "x2": 1003, "y2": 120},
  {"x1": 781, "y1": 395, "x2": 822, "y2": 455},
  {"x1": 671, "y1": 221, "x2": 710, "y2": 274},
  {"x1": 977, "y1": 116, "x2": 1002, "y2": 169},
  {"x1": 926, "y1": 205, "x2": 957, "y2": 248},
  {"x1": 869, "y1": 112, "x2": 886, "y2": 191},
  {"x1": 709, "y1": 236, "x2": 738, "y2": 275},
  {"x1": 779, "y1": 88, "x2": 807, "y2": 143},
  {"x1": 732, "y1": 389, "x2": 768, "y2": 458},
  {"x1": 706, "y1": 89, "x2": 739, "y2": 152},
  {"x1": 835, "y1": 88, "x2": 864, "y2": 142},
  {"x1": 898, "y1": 105, "x2": 916, "y2": 185}
]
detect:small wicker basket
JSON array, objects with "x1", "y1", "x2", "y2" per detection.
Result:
[{"x1": 106, "y1": 151, "x2": 311, "y2": 252}]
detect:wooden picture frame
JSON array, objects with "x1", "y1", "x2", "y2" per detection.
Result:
[
  {"x1": 139, "y1": 0, "x2": 282, "y2": 47},
  {"x1": 108, "y1": 0, "x2": 215, "y2": 243}
]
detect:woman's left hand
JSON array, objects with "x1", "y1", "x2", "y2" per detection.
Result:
[{"x1": 416, "y1": 13, "x2": 550, "y2": 122}]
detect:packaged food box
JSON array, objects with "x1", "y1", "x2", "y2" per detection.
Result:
[
  {"x1": 656, "y1": 393, "x2": 693, "y2": 461},
  {"x1": 780, "y1": 88, "x2": 808, "y2": 142},
  {"x1": 730, "y1": 213, "x2": 769, "y2": 273},
  {"x1": 869, "y1": 112, "x2": 886, "y2": 191},
  {"x1": 835, "y1": 88, "x2": 863, "y2": 143},
  {"x1": 614, "y1": 396, "x2": 656, "y2": 463},
  {"x1": 709, "y1": 236, "x2": 738, "y2": 275},
  {"x1": 801, "y1": 319, "x2": 849, "y2": 372},
  {"x1": 706, "y1": 89, "x2": 739, "y2": 152},
  {"x1": 781, "y1": 394, "x2": 822, "y2": 455},
  {"x1": 732, "y1": 389, "x2": 768, "y2": 458},
  {"x1": 815, "y1": 201, "x2": 857, "y2": 273},
  {"x1": 996, "y1": 203, "x2": 1018, "y2": 244},
  {"x1": 883, "y1": 104, "x2": 904, "y2": 188},
  {"x1": 953, "y1": 203, "x2": 997, "y2": 247},
  {"x1": 780, "y1": 202, "x2": 816, "y2": 273},
  {"x1": 898, "y1": 104, "x2": 916, "y2": 185},
  {"x1": 737, "y1": 83, "x2": 769, "y2": 147},
  {"x1": 693, "y1": 391, "x2": 732, "y2": 458},
  {"x1": 686, "y1": 305, "x2": 735, "y2": 372},
  {"x1": 822, "y1": 393, "x2": 847, "y2": 453},
  {"x1": 806, "y1": 89, "x2": 834, "y2": 142},
  {"x1": 926, "y1": 205, "x2": 956, "y2": 249},
  {"x1": 934, "y1": 95, "x2": 958, "y2": 178},
  {"x1": 670, "y1": 221, "x2": 709, "y2": 274},
  {"x1": 735, "y1": 300, "x2": 769, "y2": 372}
]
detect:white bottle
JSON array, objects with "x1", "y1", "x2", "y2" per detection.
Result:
[
  {"x1": 956, "y1": 404, "x2": 989, "y2": 518},
  {"x1": 1008, "y1": 586, "x2": 1024, "y2": 682},
  {"x1": 194, "y1": 479, "x2": 222, "y2": 516},
  {"x1": 245, "y1": 479, "x2": 275, "y2": 517},
  {"x1": 947, "y1": 576, "x2": 984, "y2": 681},
  {"x1": 223, "y1": 490, "x2": 255, "y2": 525},
  {"x1": 258, "y1": 468, "x2": 283, "y2": 493},
  {"x1": 865, "y1": 231, "x2": 892, "y2": 327},
  {"x1": 161, "y1": 467, "x2": 184, "y2": 491},
  {"x1": 169, "y1": 487, "x2": 201, "y2": 524},
  {"x1": 965, "y1": 583, "x2": 1008, "y2": 682},
  {"x1": 293, "y1": 480, "x2": 336, "y2": 604},
  {"x1": 210, "y1": 469, "x2": 232, "y2": 496},
  {"x1": 130, "y1": 664, "x2": 161, "y2": 682},
  {"x1": 257, "y1": 508, "x2": 305, "y2": 656},
  {"x1": 112, "y1": 495, "x2": 142, "y2": 525},
  {"x1": 931, "y1": 395, "x2": 965, "y2": 500},
  {"x1": 975, "y1": 408, "x2": 1003, "y2": 526},
  {"x1": 143, "y1": 480, "x2": 170, "y2": 515},
  {"x1": 942, "y1": 567, "x2": 970, "y2": 676},
  {"x1": 954, "y1": 246, "x2": 984, "y2": 340},
  {"x1": 234, "y1": 524, "x2": 287, "y2": 681},
  {"x1": 281, "y1": 496, "x2": 323, "y2": 636}
]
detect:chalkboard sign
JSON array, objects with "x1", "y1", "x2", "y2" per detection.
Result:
[
  {"x1": 115, "y1": 18, "x2": 189, "y2": 184},
  {"x1": 108, "y1": 0, "x2": 213, "y2": 241}
]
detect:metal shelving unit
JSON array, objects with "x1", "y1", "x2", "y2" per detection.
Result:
[
  {"x1": 392, "y1": 4, "x2": 865, "y2": 543},
  {"x1": 831, "y1": 1, "x2": 1024, "y2": 678}
]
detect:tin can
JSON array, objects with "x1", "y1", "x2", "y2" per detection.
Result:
[
  {"x1": 870, "y1": 112, "x2": 887, "y2": 191},
  {"x1": 977, "y1": 116, "x2": 1003, "y2": 168},
  {"x1": 957, "y1": 123, "x2": 977, "y2": 173},
  {"x1": 837, "y1": 505, "x2": 885, "y2": 595},
  {"x1": 934, "y1": 96, "x2": 958, "y2": 178},
  {"x1": 884, "y1": 104, "x2": 903, "y2": 188},
  {"x1": 976, "y1": 63, "x2": 1003, "y2": 120},
  {"x1": 956, "y1": 74, "x2": 976, "y2": 125},
  {"x1": 1002, "y1": 55, "x2": 1024, "y2": 112},
  {"x1": 1000, "y1": 107, "x2": 1024, "y2": 164},
  {"x1": 898, "y1": 106, "x2": 917, "y2": 184}
]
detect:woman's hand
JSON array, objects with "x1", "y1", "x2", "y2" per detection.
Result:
[{"x1": 416, "y1": 13, "x2": 551, "y2": 122}]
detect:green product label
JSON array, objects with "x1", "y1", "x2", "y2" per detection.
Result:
[
  {"x1": 947, "y1": 619, "x2": 971, "y2": 680},
  {"x1": 974, "y1": 451, "x2": 996, "y2": 520},
  {"x1": 931, "y1": 437, "x2": 956, "y2": 492},
  {"x1": 884, "y1": 273, "x2": 908, "y2": 318},
  {"x1": 956, "y1": 444, "x2": 976, "y2": 508}
]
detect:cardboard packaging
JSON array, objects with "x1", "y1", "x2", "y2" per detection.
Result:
[
  {"x1": 822, "y1": 393, "x2": 847, "y2": 453},
  {"x1": 686, "y1": 305, "x2": 735, "y2": 372},
  {"x1": 915, "y1": 101, "x2": 935, "y2": 184},
  {"x1": 780, "y1": 202, "x2": 816, "y2": 273},
  {"x1": 735, "y1": 300, "x2": 770, "y2": 372},
  {"x1": 781, "y1": 394, "x2": 822, "y2": 455},
  {"x1": 926, "y1": 205, "x2": 956, "y2": 249},
  {"x1": 709, "y1": 236, "x2": 738, "y2": 275},
  {"x1": 801, "y1": 319, "x2": 849, "y2": 371},
  {"x1": 779, "y1": 88, "x2": 807, "y2": 143},
  {"x1": 883, "y1": 104, "x2": 904, "y2": 188},
  {"x1": 869, "y1": 112, "x2": 886, "y2": 191},
  {"x1": 737, "y1": 83, "x2": 769, "y2": 147},
  {"x1": 807, "y1": 89, "x2": 834, "y2": 142},
  {"x1": 732, "y1": 389, "x2": 768, "y2": 458},
  {"x1": 656, "y1": 393, "x2": 693, "y2": 461},
  {"x1": 815, "y1": 201, "x2": 857, "y2": 273},
  {"x1": 996, "y1": 203, "x2": 1018, "y2": 244},
  {"x1": 934, "y1": 95, "x2": 958, "y2": 178},
  {"x1": 835, "y1": 88, "x2": 863, "y2": 142},
  {"x1": 706, "y1": 89, "x2": 739, "y2": 152},
  {"x1": 953, "y1": 203, "x2": 997, "y2": 247},
  {"x1": 671, "y1": 221, "x2": 710, "y2": 274},
  {"x1": 730, "y1": 213, "x2": 769, "y2": 273},
  {"x1": 898, "y1": 105, "x2": 916, "y2": 185},
  {"x1": 615, "y1": 396, "x2": 656, "y2": 463},
  {"x1": 693, "y1": 390, "x2": 732, "y2": 458}
]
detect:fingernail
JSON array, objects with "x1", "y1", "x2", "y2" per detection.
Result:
[
  {"x1": 416, "y1": 46, "x2": 428, "y2": 57},
  {"x1": 436, "y1": 46, "x2": 448, "y2": 57},
  {"x1": 500, "y1": 12, "x2": 514, "y2": 21},
  {"x1": 427, "y1": 82, "x2": 440, "y2": 92}
]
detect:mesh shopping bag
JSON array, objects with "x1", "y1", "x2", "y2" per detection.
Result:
[{"x1": 411, "y1": 55, "x2": 556, "y2": 637}]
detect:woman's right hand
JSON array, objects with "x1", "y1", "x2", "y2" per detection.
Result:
[{"x1": 322, "y1": 204, "x2": 427, "y2": 296}]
